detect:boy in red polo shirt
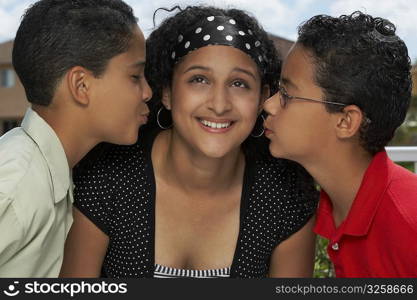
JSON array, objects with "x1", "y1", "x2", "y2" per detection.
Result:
[{"x1": 264, "y1": 11, "x2": 417, "y2": 277}]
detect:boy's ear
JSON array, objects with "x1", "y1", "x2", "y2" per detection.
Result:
[
  {"x1": 335, "y1": 105, "x2": 365, "y2": 139},
  {"x1": 259, "y1": 85, "x2": 270, "y2": 113},
  {"x1": 67, "y1": 66, "x2": 91, "y2": 106},
  {"x1": 161, "y1": 87, "x2": 172, "y2": 110}
]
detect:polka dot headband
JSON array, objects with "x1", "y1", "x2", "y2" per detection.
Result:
[{"x1": 171, "y1": 15, "x2": 268, "y2": 73}]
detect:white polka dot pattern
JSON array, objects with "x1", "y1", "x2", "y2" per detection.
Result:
[
  {"x1": 230, "y1": 156, "x2": 317, "y2": 277},
  {"x1": 74, "y1": 142, "x2": 154, "y2": 278},
  {"x1": 73, "y1": 129, "x2": 318, "y2": 278},
  {"x1": 170, "y1": 15, "x2": 268, "y2": 75}
]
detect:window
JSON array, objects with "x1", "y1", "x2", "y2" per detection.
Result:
[{"x1": 0, "y1": 69, "x2": 15, "y2": 88}]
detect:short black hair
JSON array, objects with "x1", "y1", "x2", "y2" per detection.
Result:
[
  {"x1": 12, "y1": 0, "x2": 138, "y2": 106},
  {"x1": 297, "y1": 11, "x2": 412, "y2": 155},
  {"x1": 145, "y1": 5, "x2": 281, "y2": 158}
]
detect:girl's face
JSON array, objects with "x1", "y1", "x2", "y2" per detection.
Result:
[{"x1": 164, "y1": 45, "x2": 266, "y2": 158}]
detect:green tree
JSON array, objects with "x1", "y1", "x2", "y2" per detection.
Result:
[{"x1": 391, "y1": 95, "x2": 417, "y2": 146}]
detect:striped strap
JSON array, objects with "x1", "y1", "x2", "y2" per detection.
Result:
[{"x1": 154, "y1": 264, "x2": 230, "y2": 278}]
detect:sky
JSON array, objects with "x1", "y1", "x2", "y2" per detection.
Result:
[{"x1": 1, "y1": 0, "x2": 417, "y2": 62}]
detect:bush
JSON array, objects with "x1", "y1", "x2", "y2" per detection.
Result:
[{"x1": 314, "y1": 236, "x2": 334, "y2": 277}]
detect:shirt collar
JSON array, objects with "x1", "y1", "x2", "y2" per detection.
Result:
[
  {"x1": 21, "y1": 107, "x2": 71, "y2": 203},
  {"x1": 315, "y1": 151, "x2": 392, "y2": 238}
]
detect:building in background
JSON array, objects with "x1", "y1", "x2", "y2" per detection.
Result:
[
  {"x1": 0, "y1": 40, "x2": 28, "y2": 135},
  {"x1": 269, "y1": 34, "x2": 294, "y2": 60}
]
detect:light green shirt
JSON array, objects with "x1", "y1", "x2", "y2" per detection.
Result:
[{"x1": 0, "y1": 108, "x2": 73, "y2": 277}]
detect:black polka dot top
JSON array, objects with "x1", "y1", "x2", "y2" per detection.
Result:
[{"x1": 73, "y1": 128, "x2": 318, "y2": 278}]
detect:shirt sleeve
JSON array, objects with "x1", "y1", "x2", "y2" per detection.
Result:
[
  {"x1": 0, "y1": 195, "x2": 25, "y2": 267},
  {"x1": 72, "y1": 146, "x2": 115, "y2": 235}
]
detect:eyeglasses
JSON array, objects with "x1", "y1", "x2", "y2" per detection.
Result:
[
  {"x1": 277, "y1": 84, "x2": 347, "y2": 108},
  {"x1": 276, "y1": 83, "x2": 372, "y2": 124}
]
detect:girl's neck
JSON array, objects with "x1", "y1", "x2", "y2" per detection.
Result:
[{"x1": 152, "y1": 129, "x2": 245, "y2": 195}]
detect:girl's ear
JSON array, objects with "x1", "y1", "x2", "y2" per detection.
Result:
[{"x1": 162, "y1": 87, "x2": 172, "y2": 110}]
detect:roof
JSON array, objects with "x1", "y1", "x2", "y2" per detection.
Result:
[{"x1": 268, "y1": 34, "x2": 294, "y2": 59}]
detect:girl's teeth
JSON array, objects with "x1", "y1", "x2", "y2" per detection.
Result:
[{"x1": 200, "y1": 119, "x2": 231, "y2": 129}]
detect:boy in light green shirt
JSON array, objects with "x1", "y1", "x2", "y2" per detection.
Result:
[{"x1": 0, "y1": 0, "x2": 152, "y2": 277}]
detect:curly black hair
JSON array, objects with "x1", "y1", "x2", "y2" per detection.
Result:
[
  {"x1": 13, "y1": 0, "x2": 137, "y2": 106},
  {"x1": 144, "y1": 5, "x2": 281, "y2": 158},
  {"x1": 297, "y1": 11, "x2": 412, "y2": 155}
]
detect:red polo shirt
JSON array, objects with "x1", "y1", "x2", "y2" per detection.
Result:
[{"x1": 314, "y1": 151, "x2": 417, "y2": 277}]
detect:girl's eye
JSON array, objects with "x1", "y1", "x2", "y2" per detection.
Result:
[{"x1": 189, "y1": 76, "x2": 208, "y2": 84}]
